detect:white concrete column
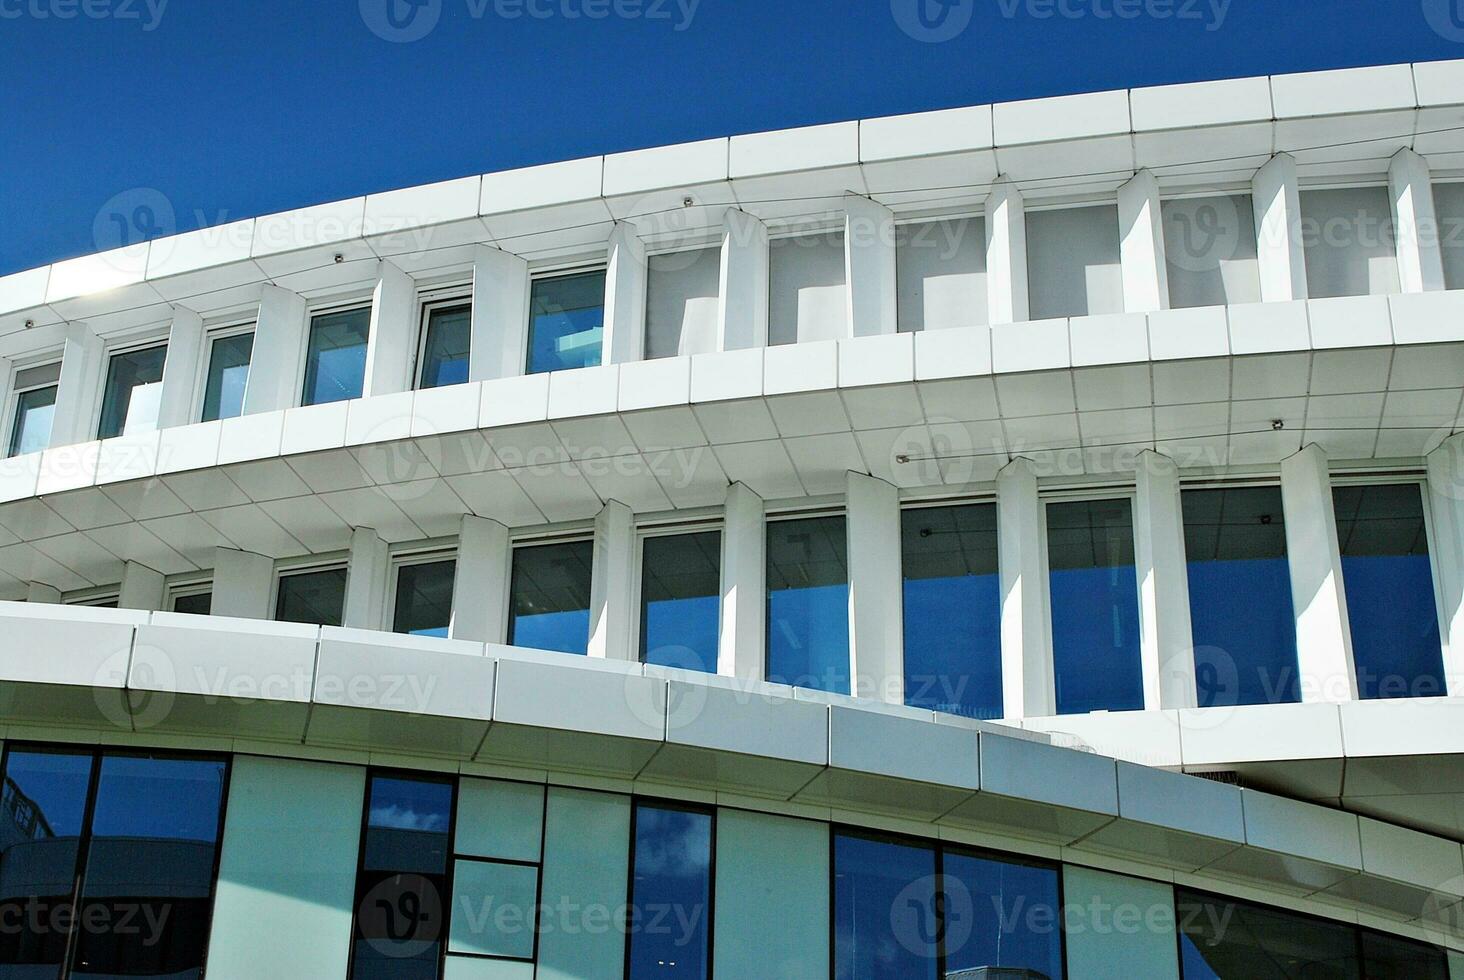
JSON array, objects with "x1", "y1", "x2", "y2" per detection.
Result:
[
  {"x1": 1280, "y1": 445, "x2": 1357, "y2": 702},
  {"x1": 588, "y1": 499, "x2": 636, "y2": 661},
  {"x1": 362, "y1": 261, "x2": 418, "y2": 397},
  {"x1": 243, "y1": 284, "x2": 308, "y2": 414},
  {"x1": 996, "y1": 457, "x2": 1053, "y2": 718},
  {"x1": 1252, "y1": 153, "x2": 1309, "y2": 303},
  {"x1": 451, "y1": 515, "x2": 511, "y2": 643},
  {"x1": 844, "y1": 194, "x2": 898, "y2": 338},
  {"x1": 211, "y1": 548, "x2": 275, "y2": 620},
  {"x1": 1119, "y1": 169, "x2": 1170, "y2": 313},
  {"x1": 25, "y1": 583, "x2": 61, "y2": 604},
  {"x1": 845, "y1": 472, "x2": 904, "y2": 703},
  {"x1": 1426, "y1": 435, "x2": 1464, "y2": 694},
  {"x1": 342, "y1": 527, "x2": 390, "y2": 631},
  {"x1": 118, "y1": 561, "x2": 165, "y2": 611},
  {"x1": 985, "y1": 177, "x2": 1030, "y2": 325},
  {"x1": 156, "y1": 308, "x2": 205, "y2": 429},
  {"x1": 719, "y1": 482, "x2": 765, "y2": 680},
  {"x1": 1389, "y1": 148, "x2": 1447, "y2": 294},
  {"x1": 469, "y1": 245, "x2": 531, "y2": 381},
  {"x1": 602, "y1": 222, "x2": 647, "y2": 365},
  {"x1": 49, "y1": 323, "x2": 105, "y2": 447},
  {"x1": 1134, "y1": 451, "x2": 1196, "y2": 709},
  {"x1": 717, "y1": 209, "x2": 770, "y2": 351}
]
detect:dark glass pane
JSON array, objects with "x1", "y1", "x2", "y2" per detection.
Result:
[
  {"x1": 171, "y1": 592, "x2": 211, "y2": 616},
  {"x1": 302, "y1": 308, "x2": 371, "y2": 406},
  {"x1": 942, "y1": 851, "x2": 1062, "y2": 979},
  {"x1": 1360, "y1": 930, "x2": 1449, "y2": 980},
  {"x1": 418, "y1": 305, "x2": 471, "y2": 389},
  {"x1": 352, "y1": 776, "x2": 452, "y2": 980},
  {"x1": 508, "y1": 541, "x2": 593, "y2": 655},
  {"x1": 70, "y1": 754, "x2": 226, "y2": 980},
  {"x1": 833, "y1": 833, "x2": 938, "y2": 980},
  {"x1": 527, "y1": 272, "x2": 605, "y2": 374},
  {"x1": 392, "y1": 560, "x2": 456, "y2": 638},
  {"x1": 1177, "y1": 890, "x2": 1359, "y2": 979},
  {"x1": 97, "y1": 345, "x2": 167, "y2": 440},
  {"x1": 1334, "y1": 485, "x2": 1446, "y2": 700},
  {"x1": 627, "y1": 806, "x2": 712, "y2": 980},
  {"x1": 1047, "y1": 499, "x2": 1143, "y2": 714},
  {"x1": 1184, "y1": 487, "x2": 1300, "y2": 707},
  {"x1": 901, "y1": 505, "x2": 1002, "y2": 719},
  {"x1": 0, "y1": 749, "x2": 94, "y2": 978},
  {"x1": 640, "y1": 532, "x2": 720, "y2": 673},
  {"x1": 200, "y1": 333, "x2": 253, "y2": 422},
  {"x1": 8, "y1": 386, "x2": 57, "y2": 458},
  {"x1": 767, "y1": 517, "x2": 850, "y2": 694},
  {"x1": 275, "y1": 568, "x2": 348, "y2": 627}
]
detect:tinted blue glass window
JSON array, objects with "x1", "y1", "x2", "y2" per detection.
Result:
[
  {"x1": 303, "y1": 307, "x2": 371, "y2": 406},
  {"x1": 640, "y1": 532, "x2": 720, "y2": 673},
  {"x1": 98, "y1": 344, "x2": 167, "y2": 439},
  {"x1": 508, "y1": 541, "x2": 593, "y2": 655},
  {"x1": 942, "y1": 850, "x2": 1063, "y2": 979},
  {"x1": 527, "y1": 272, "x2": 605, "y2": 375},
  {"x1": 627, "y1": 805, "x2": 712, "y2": 980},
  {"x1": 1183, "y1": 487, "x2": 1300, "y2": 707},
  {"x1": 392, "y1": 560, "x2": 456, "y2": 638},
  {"x1": 8, "y1": 385, "x2": 57, "y2": 458},
  {"x1": 1047, "y1": 499, "x2": 1143, "y2": 714},
  {"x1": 275, "y1": 567, "x2": 348, "y2": 627},
  {"x1": 200, "y1": 332, "x2": 253, "y2": 422},
  {"x1": 1178, "y1": 890, "x2": 1359, "y2": 979},
  {"x1": 902, "y1": 504, "x2": 1002, "y2": 719},
  {"x1": 418, "y1": 305, "x2": 471, "y2": 389},
  {"x1": 834, "y1": 833, "x2": 938, "y2": 980},
  {"x1": 767, "y1": 517, "x2": 849, "y2": 694},
  {"x1": 1334, "y1": 484, "x2": 1446, "y2": 700}
]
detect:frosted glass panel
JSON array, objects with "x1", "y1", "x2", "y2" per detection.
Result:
[
  {"x1": 1300, "y1": 186, "x2": 1401, "y2": 298},
  {"x1": 1027, "y1": 204, "x2": 1123, "y2": 319},
  {"x1": 646, "y1": 246, "x2": 721, "y2": 358},
  {"x1": 1163, "y1": 195, "x2": 1261, "y2": 308},
  {"x1": 896, "y1": 217, "x2": 987, "y2": 331},
  {"x1": 1434, "y1": 181, "x2": 1464, "y2": 290},
  {"x1": 769, "y1": 232, "x2": 847, "y2": 345}
]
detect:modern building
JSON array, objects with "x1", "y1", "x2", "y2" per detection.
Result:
[{"x1": 0, "y1": 56, "x2": 1461, "y2": 979}]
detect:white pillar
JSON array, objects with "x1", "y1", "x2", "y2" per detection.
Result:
[
  {"x1": 1280, "y1": 445, "x2": 1357, "y2": 702},
  {"x1": 717, "y1": 209, "x2": 770, "y2": 351},
  {"x1": 1426, "y1": 435, "x2": 1464, "y2": 694},
  {"x1": 212, "y1": 548, "x2": 275, "y2": 620},
  {"x1": 1119, "y1": 169, "x2": 1169, "y2": 313},
  {"x1": 844, "y1": 194, "x2": 897, "y2": 338},
  {"x1": 451, "y1": 515, "x2": 511, "y2": 643},
  {"x1": 1134, "y1": 451, "x2": 1196, "y2": 709},
  {"x1": 1389, "y1": 148, "x2": 1447, "y2": 294},
  {"x1": 243, "y1": 284, "x2": 308, "y2": 414},
  {"x1": 156, "y1": 307, "x2": 205, "y2": 429},
  {"x1": 118, "y1": 561, "x2": 165, "y2": 611},
  {"x1": 985, "y1": 177, "x2": 1030, "y2": 325},
  {"x1": 49, "y1": 323, "x2": 105, "y2": 447},
  {"x1": 602, "y1": 222, "x2": 647, "y2": 365},
  {"x1": 469, "y1": 245, "x2": 531, "y2": 381},
  {"x1": 362, "y1": 261, "x2": 418, "y2": 397},
  {"x1": 588, "y1": 499, "x2": 636, "y2": 661},
  {"x1": 26, "y1": 583, "x2": 61, "y2": 604},
  {"x1": 996, "y1": 457, "x2": 1052, "y2": 718},
  {"x1": 846, "y1": 472, "x2": 903, "y2": 703},
  {"x1": 719, "y1": 482, "x2": 765, "y2": 680},
  {"x1": 342, "y1": 527, "x2": 389, "y2": 631},
  {"x1": 1252, "y1": 153, "x2": 1309, "y2": 303}
]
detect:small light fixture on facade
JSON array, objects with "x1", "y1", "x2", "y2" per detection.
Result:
[
  {"x1": 682, "y1": 196, "x2": 694, "y2": 207},
  {"x1": 23, "y1": 319, "x2": 34, "y2": 329},
  {"x1": 1271, "y1": 418, "x2": 1285, "y2": 431},
  {"x1": 333, "y1": 253, "x2": 345, "y2": 264}
]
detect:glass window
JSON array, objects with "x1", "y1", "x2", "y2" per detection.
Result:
[
  {"x1": 901, "y1": 504, "x2": 1002, "y2": 719},
  {"x1": 766, "y1": 516, "x2": 849, "y2": 694},
  {"x1": 1300, "y1": 186, "x2": 1400, "y2": 299},
  {"x1": 1047, "y1": 499, "x2": 1143, "y2": 714},
  {"x1": 171, "y1": 591, "x2": 212, "y2": 616},
  {"x1": 274, "y1": 567, "x2": 348, "y2": 627},
  {"x1": 1334, "y1": 484, "x2": 1446, "y2": 700},
  {"x1": 768, "y1": 232, "x2": 848, "y2": 345},
  {"x1": 418, "y1": 304, "x2": 470, "y2": 389},
  {"x1": 1183, "y1": 487, "x2": 1300, "y2": 707},
  {"x1": 527, "y1": 272, "x2": 605, "y2": 375},
  {"x1": 1178, "y1": 890, "x2": 1360, "y2": 979},
  {"x1": 447, "y1": 860, "x2": 537, "y2": 961},
  {"x1": 302, "y1": 307, "x2": 371, "y2": 406},
  {"x1": 942, "y1": 850, "x2": 1063, "y2": 979},
  {"x1": 896, "y1": 217, "x2": 988, "y2": 332},
  {"x1": 200, "y1": 331, "x2": 253, "y2": 422},
  {"x1": 640, "y1": 532, "x2": 721, "y2": 673},
  {"x1": 7, "y1": 363, "x2": 60, "y2": 458},
  {"x1": 1360, "y1": 930, "x2": 1450, "y2": 979},
  {"x1": 508, "y1": 541, "x2": 593, "y2": 655},
  {"x1": 833, "y1": 832, "x2": 938, "y2": 980},
  {"x1": 645, "y1": 248, "x2": 721, "y2": 359},
  {"x1": 1435, "y1": 181, "x2": 1464, "y2": 290},
  {"x1": 1162, "y1": 194, "x2": 1262, "y2": 309},
  {"x1": 97, "y1": 344, "x2": 167, "y2": 440},
  {"x1": 1026, "y1": 205, "x2": 1123, "y2": 319},
  {"x1": 626, "y1": 804, "x2": 713, "y2": 980},
  {"x1": 351, "y1": 774, "x2": 453, "y2": 980},
  {"x1": 392, "y1": 559, "x2": 456, "y2": 638}
]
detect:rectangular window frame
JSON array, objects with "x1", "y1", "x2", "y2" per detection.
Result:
[
  {"x1": 63, "y1": 587, "x2": 121, "y2": 608},
  {"x1": 415, "y1": 291, "x2": 473, "y2": 391},
  {"x1": 166, "y1": 577, "x2": 214, "y2": 613},
  {"x1": 95, "y1": 335, "x2": 169, "y2": 440},
  {"x1": 506, "y1": 529, "x2": 596, "y2": 652},
  {"x1": 623, "y1": 797, "x2": 717, "y2": 980},
  {"x1": 5, "y1": 354, "x2": 63, "y2": 458},
  {"x1": 298, "y1": 299, "x2": 374, "y2": 409},
  {"x1": 271, "y1": 556, "x2": 350, "y2": 624},
  {"x1": 385, "y1": 544, "x2": 459, "y2": 637},
  {"x1": 192, "y1": 319, "x2": 256, "y2": 423},
  {"x1": 525, "y1": 263, "x2": 608, "y2": 376},
  {"x1": 631, "y1": 519, "x2": 725, "y2": 671},
  {"x1": 764, "y1": 508, "x2": 850, "y2": 692}
]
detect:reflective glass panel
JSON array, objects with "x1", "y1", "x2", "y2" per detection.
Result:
[
  {"x1": 1047, "y1": 499, "x2": 1143, "y2": 714},
  {"x1": 98, "y1": 345, "x2": 167, "y2": 440},
  {"x1": 901, "y1": 504, "x2": 1002, "y2": 719},
  {"x1": 640, "y1": 532, "x2": 720, "y2": 673},
  {"x1": 302, "y1": 308, "x2": 371, "y2": 406},
  {"x1": 170, "y1": 592, "x2": 211, "y2": 616},
  {"x1": 942, "y1": 850, "x2": 1063, "y2": 979},
  {"x1": 833, "y1": 833, "x2": 938, "y2": 980},
  {"x1": 1178, "y1": 890, "x2": 1359, "y2": 979},
  {"x1": 9, "y1": 386, "x2": 57, "y2": 458},
  {"x1": 392, "y1": 560, "x2": 456, "y2": 638},
  {"x1": 767, "y1": 517, "x2": 849, "y2": 694},
  {"x1": 527, "y1": 272, "x2": 605, "y2": 374},
  {"x1": 1360, "y1": 931, "x2": 1450, "y2": 979},
  {"x1": 508, "y1": 541, "x2": 593, "y2": 655},
  {"x1": 200, "y1": 332, "x2": 253, "y2": 422},
  {"x1": 1184, "y1": 487, "x2": 1300, "y2": 707},
  {"x1": 418, "y1": 305, "x2": 470, "y2": 389},
  {"x1": 274, "y1": 567, "x2": 348, "y2": 627},
  {"x1": 626, "y1": 805, "x2": 712, "y2": 980}
]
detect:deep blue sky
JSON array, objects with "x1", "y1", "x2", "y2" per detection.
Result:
[{"x1": 0, "y1": 0, "x2": 1458, "y2": 276}]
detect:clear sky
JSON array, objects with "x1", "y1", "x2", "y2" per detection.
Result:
[{"x1": 0, "y1": 0, "x2": 1458, "y2": 276}]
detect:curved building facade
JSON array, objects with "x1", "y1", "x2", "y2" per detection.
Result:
[{"x1": 0, "y1": 58, "x2": 1461, "y2": 978}]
